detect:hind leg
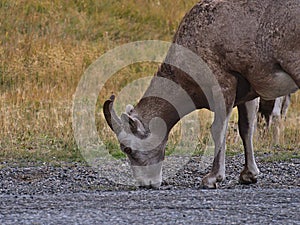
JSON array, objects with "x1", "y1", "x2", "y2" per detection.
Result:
[{"x1": 237, "y1": 98, "x2": 260, "y2": 184}]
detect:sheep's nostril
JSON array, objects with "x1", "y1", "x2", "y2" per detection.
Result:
[
  {"x1": 138, "y1": 185, "x2": 152, "y2": 189},
  {"x1": 137, "y1": 180, "x2": 151, "y2": 189}
]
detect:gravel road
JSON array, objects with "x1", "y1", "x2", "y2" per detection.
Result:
[
  {"x1": 1, "y1": 189, "x2": 299, "y2": 225},
  {"x1": 0, "y1": 154, "x2": 299, "y2": 224}
]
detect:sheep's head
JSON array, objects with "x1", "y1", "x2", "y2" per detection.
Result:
[{"x1": 103, "y1": 95, "x2": 168, "y2": 188}]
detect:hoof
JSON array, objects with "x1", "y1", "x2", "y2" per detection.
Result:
[
  {"x1": 201, "y1": 182, "x2": 218, "y2": 189},
  {"x1": 201, "y1": 173, "x2": 224, "y2": 189},
  {"x1": 239, "y1": 168, "x2": 258, "y2": 185}
]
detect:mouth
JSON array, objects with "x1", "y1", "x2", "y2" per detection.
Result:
[
  {"x1": 131, "y1": 161, "x2": 163, "y2": 190},
  {"x1": 138, "y1": 181, "x2": 162, "y2": 190}
]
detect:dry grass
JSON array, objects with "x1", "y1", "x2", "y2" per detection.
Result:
[{"x1": 0, "y1": 0, "x2": 299, "y2": 162}]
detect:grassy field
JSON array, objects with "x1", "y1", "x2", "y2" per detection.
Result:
[{"x1": 0, "y1": 0, "x2": 299, "y2": 163}]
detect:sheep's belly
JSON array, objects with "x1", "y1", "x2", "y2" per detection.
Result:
[{"x1": 251, "y1": 71, "x2": 298, "y2": 100}]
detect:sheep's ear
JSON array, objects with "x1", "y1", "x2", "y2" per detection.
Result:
[
  {"x1": 121, "y1": 113, "x2": 137, "y2": 132},
  {"x1": 121, "y1": 113, "x2": 147, "y2": 138}
]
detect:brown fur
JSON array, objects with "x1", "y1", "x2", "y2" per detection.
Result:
[{"x1": 104, "y1": 0, "x2": 300, "y2": 188}]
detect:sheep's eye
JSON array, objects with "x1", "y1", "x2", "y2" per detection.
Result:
[{"x1": 123, "y1": 147, "x2": 132, "y2": 154}]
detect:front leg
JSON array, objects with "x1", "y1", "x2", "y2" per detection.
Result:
[
  {"x1": 201, "y1": 112, "x2": 231, "y2": 189},
  {"x1": 237, "y1": 98, "x2": 260, "y2": 184},
  {"x1": 201, "y1": 83, "x2": 234, "y2": 189}
]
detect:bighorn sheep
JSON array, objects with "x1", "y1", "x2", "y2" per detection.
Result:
[
  {"x1": 258, "y1": 95, "x2": 291, "y2": 144},
  {"x1": 104, "y1": 0, "x2": 299, "y2": 188}
]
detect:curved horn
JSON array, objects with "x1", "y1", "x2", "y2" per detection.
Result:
[{"x1": 103, "y1": 95, "x2": 122, "y2": 135}]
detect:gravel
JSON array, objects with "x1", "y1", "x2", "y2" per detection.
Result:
[
  {"x1": 0, "y1": 154, "x2": 299, "y2": 224},
  {"x1": 0, "y1": 154, "x2": 299, "y2": 194}
]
